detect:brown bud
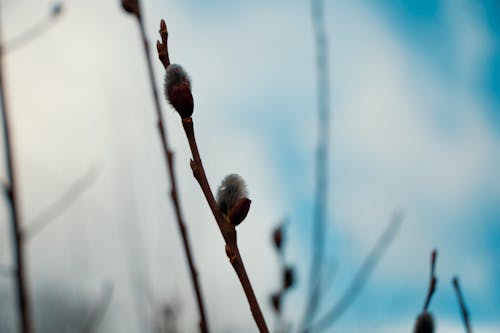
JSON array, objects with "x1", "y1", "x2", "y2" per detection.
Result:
[
  {"x1": 121, "y1": 0, "x2": 139, "y2": 16},
  {"x1": 168, "y1": 83, "x2": 194, "y2": 118},
  {"x1": 228, "y1": 198, "x2": 251, "y2": 226},
  {"x1": 272, "y1": 226, "x2": 283, "y2": 251},
  {"x1": 413, "y1": 312, "x2": 434, "y2": 333},
  {"x1": 283, "y1": 266, "x2": 294, "y2": 290},
  {"x1": 270, "y1": 292, "x2": 282, "y2": 313}
]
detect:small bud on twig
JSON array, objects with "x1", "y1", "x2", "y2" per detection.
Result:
[
  {"x1": 164, "y1": 64, "x2": 193, "y2": 118},
  {"x1": 283, "y1": 266, "x2": 295, "y2": 290},
  {"x1": 271, "y1": 292, "x2": 282, "y2": 313},
  {"x1": 51, "y1": 3, "x2": 63, "y2": 17},
  {"x1": 121, "y1": 0, "x2": 139, "y2": 17},
  {"x1": 272, "y1": 225, "x2": 283, "y2": 251},
  {"x1": 413, "y1": 311, "x2": 434, "y2": 333},
  {"x1": 228, "y1": 198, "x2": 251, "y2": 227}
]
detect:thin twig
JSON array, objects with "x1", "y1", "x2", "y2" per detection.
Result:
[
  {"x1": 1, "y1": 2, "x2": 63, "y2": 53},
  {"x1": 304, "y1": 211, "x2": 404, "y2": 332},
  {"x1": 81, "y1": 283, "x2": 114, "y2": 333},
  {"x1": 422, "y1": 249, "x2": 437, "y2": 312},
  {"x1": 23, "y1": 166, "x2": 101, "y2": 240},
  {"x1": 452, "y1": 276, "x2": 472, "y2": 333},
  {"x1": 302, "y1": 0, "x2": 331, "y2": 327},
  {"x1": 0, "y1": 4, "x2": 32, "y2": 332},
  {"x1": 124, "y1": 6, "x2": 209, "y2": 333}
]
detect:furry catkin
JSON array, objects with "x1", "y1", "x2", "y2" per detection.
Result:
[
  {"x1": 164, "y1": 64, "x2": 193, "y2": 118},
  {"x1": 216, "y1": 174, "x2": 248, "y2": 215}
]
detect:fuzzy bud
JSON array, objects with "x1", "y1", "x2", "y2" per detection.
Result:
[
  {"x1": 413, "y1": 312, "x2": 435, "y2": 333},
  {"x1": 164, "y1": 64, "x2": 193, "y2": 118},
  {"x1": 216, "y1": 174, "x2": 250, "y2": 226}
]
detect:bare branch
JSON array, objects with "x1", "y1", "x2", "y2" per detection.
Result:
[
  {"x1": 24, "y1": 166, "x2": 101, "y2": 240},
  {"x1": 0, "y1": 6, "x2": 33, "y2": 331},
  {"x1": 452, "y1": 276, "x2": 472, "y2": 333},
  {"x1": 303, "y1": 0, "x2": 331, "y2": 326},
  {"x1": 305, "y1": 211, "x2": 404, "y2": 332},
  {"x1": 124, "y1": 7, "x2": 209, "y2": 332},
  {"x1": 1, "y1": 2, "x2": 64, "y2": 53}
]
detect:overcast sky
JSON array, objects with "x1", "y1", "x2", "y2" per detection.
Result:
[{"x1": 1, "y1": 0, "x2": 499, "y2": 332}]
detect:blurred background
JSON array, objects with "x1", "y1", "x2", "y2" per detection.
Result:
[{"x1": 0, "y1": 0, "x2": 499, "y2": 332}]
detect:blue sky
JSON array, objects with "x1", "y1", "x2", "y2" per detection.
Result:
[{"x1": 1, "y1": 0, "x2": 499, "y2": 332}]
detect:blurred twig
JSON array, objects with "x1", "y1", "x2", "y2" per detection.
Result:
[
  {"x1": 304, "y1": 211, "x2": 403, "y2": 332},
  {"x1": 422, "y1": 249, "x2": 438, "y2": 312},
  {"x1": 122, "y1": 3, "x2": 209, "y2": 332},
  {"x1": 24, "y1": 166, "x2": 101, "y2": 240},
  {"x1": 0, "y1": 3, "x2": 32, "y2": 331},
  {"x1": 81, "y1": 283, "x2": 114, "y2": 333},
  {"x1": 302, "y1": 0, "x2": 331, "y2": 327},
  {"x1": 1, "y1": 2, "x2": 63, "y2": 53},
  {"x1": 452, "y1": 276, "x2": 472, "y2": 333}
]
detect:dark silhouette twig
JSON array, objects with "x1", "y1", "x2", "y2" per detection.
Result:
[
  {"x1": 81, "y1": 283, "x2": 114, "y2": 333},
  {"x1": 422, "y1": 249, "x2": 437, "y2": 312},
  {"x1": 452, "y1": 276, "x2": 472, "y2": 333},
  {"x1": 301, "y1": 0, "x2": 331, "y2": 327},
  {"x1": 24, "y1": 166, "x2": 101, "y2": 240},
  {"x1": 1, "y1": 2, "x2": 63, "y2": 53},
  {"x1": 304, "y1": 211, "x2": 403, "y2": 332},
  {"x1": 122, "y1": 3, "x2": 209, "y2": 332},
  {"x1": 156, "y1": 19, "x2": 269, "y2": 332},
  {"x1": 0, "y1": 5, "x2": 32, "y2": 332}
]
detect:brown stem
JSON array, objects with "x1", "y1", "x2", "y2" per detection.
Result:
[
  {"x1": 0, "y1": 6, "x2": 32, "y2": 333},
  {"x1": 182, "y1": 118, "x2": 269, "y2": 333},
  {"x1": 130, "y1": 7, "x2": 209, "y2": 333}
]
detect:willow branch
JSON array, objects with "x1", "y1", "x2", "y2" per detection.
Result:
[
  {"x1": 452, "y1": 276, "x2": 472, "y2": 333},
  {"x1": 0, "y1": 5, "x2": 32, "y2": 332},
  {"x1": 305, "y1": 211, "x2": 403, "y2": 332},
  {"x1": 124, "y1": 6, "x2": 209, "y2": 333},
  {"x1": 155, "y1": 17, "x2": 269, "y2": 332},
  {"x1": 24, "y1": 166, "x2": 100, "y2": 240},
  {"x1": 181, "y1": 118, "x2": 269, "y2": 333}
]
